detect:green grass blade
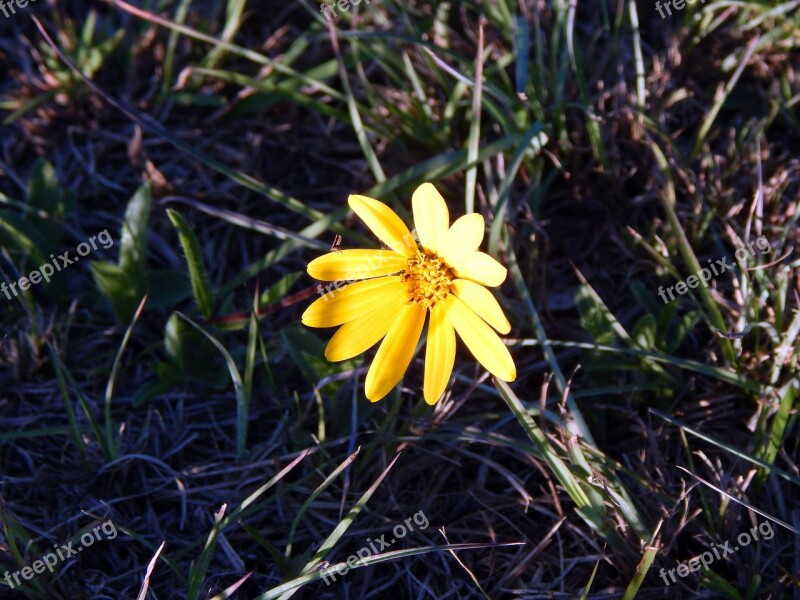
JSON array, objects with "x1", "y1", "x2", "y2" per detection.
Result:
[
  {"x1": 464, "y1": 19, "x2": 485, "y2": 213},
  {"x1": 276, "y1": 453, "x2": 401, "y2": 599},
  {"x1": 487, "y1": 124, "x2": 547, "y2": 254},
  {"x1": 578, "y1": 559, "x2": 600, "y2": 599},
  {"x1": 186, "y1": 452, "x2": 310, "y2": 597},
  {"x1": 505, "y1": 242, "x2": 595, "y2": 444},
  {"x1": 758, "y1": 380, "x2": 798, "y2": 479},
  {"x1": 105, "y1": 294, "x2": 148, "y2": 460},
  {"x1": 700, "y1": 569, "x2": 745, "y2": 600},
  {"x1": 186, "y1": 505, "x2": 228, "y2": 600},
  {"x1": 202, "y1": 0, "x2": 245, "y2": 70},
  {"x1": 690, "y1": 36, "x2": 759, "y2": 160},
  {"x1": 32, "y1": 21, "x2": 338, "y2": 226},
  {"x1": 494, "y1": 379, "x2": 590, "y2": 508},
  {"x1": 622, "y1": 545, "x2": 658, "y2": 600},
  {"x1": 284, "y1": 447, "x2": 361, "y2": 558},
  {"x1": 160, "y1": 0, "x2": 191, "y2": 96},
  {"x1": 166, "y1": 209, "x2": 215, "y2": 319},
  {"x1": 259, "y1": 542, "x2": 521, "y2": 599},
  {"x1": 176, "y1": 312, "x2": 248, "y2": 459},
  {"x1": 106, "y1": 0, "x2": 342, "y2": 97},
  {"x1": 329, "y1": 25, "x2": 385, "y2": 182},
  {"x1": 516, "y1": 338, "x2": 761, "y2": 393},
  {"x1": 650, "y1": 409, "x2": 800, "y2": 486},
  {"x1": 627, "y1": 0, "x2": 646, "y2": 109},
  {"x1": 220, "y1": 450, "x2": 310, "y2": 528},
  {"x1": 677, "y1": 467, "x2": 800, "y2": 534},
  {"x1": 43, "y1": 354, "x2": 83, "y2": 454},
  {"x1": 649, "y1": 141, "x2": 736, "y2": 363}
]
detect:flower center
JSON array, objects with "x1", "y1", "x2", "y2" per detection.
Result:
[{"x1": 401, "y1": 251, "x2": 454, "y2": 308}]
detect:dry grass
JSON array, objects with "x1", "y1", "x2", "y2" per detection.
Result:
[{"x1": 0, "y1": 0, "x2": 798, "y2": 598}]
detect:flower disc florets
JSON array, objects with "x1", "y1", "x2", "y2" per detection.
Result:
[{"x1": 401, "y1": 251, "x2": 455, "y2": 308}]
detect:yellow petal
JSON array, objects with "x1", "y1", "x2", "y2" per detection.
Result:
[
  {"x1": 348, "y1": 195, "x2": 417, "y2": 257},
  {"x1": 453, "y1": 251, "x2": 507, "y2": 287},
  {"x1": 452, "y1": 279, "x2": 511, "y2": 334},
  {"x1": 308, "y1": 249, "x2": 406, "y2": 281},
  {"x1": 325, "y1": 293, "x2": 407, "y2": 361},
  {"x1": 302, "y1": 276, "x2": 405, "y2": 328},
  {"x1": 423, "y1": 301, "x2": 456, "y2": 404},
  {"x1": 439, "y1": 213, "x2": 484, "y2": 266},
  {"x1": 447, "y1": 295, "x2": 516, "y2": 381},
  {"x1": 412, "y1": 183, "x2": 449, "y2": 254},
  {"x1": 365, "y1": 302, "x2": 426, "y2": 401}
]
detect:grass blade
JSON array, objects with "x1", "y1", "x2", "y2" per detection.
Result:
[
  {"x1": 176, "y1": 312, "x2": 248, "y2": 459},
  {"x1": 494, "y1": 379, "x2": 590, "y2": 508},
  {"x1": 167, "y1": 209, "x2": 215, "y2": 319},
  {"x1": 464, "y1": 17, "x2": 485, "y2": 213},
  {"x1": 105, "y1": 294, "x2": 148, "y2": 459},
  {"x1": 276, "y1": 453, "x2": 402, "y2": 599},
  {"x1": 622, "y1": 545, "x2": 658, "y2": 600},
  {"x1": 648, "y1": 141, "x2": 736, "y2": 363}
]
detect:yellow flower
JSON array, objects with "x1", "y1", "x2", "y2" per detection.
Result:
[{"x1": 302, "y1": 183, "x2": 516, "y2": 404}]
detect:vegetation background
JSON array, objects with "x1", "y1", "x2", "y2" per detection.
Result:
[{"x1": 0, "y1": 0, "x2": 798, "y2": 598}]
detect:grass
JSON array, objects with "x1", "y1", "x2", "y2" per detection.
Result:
[{"x1": 0, "y1": 0, "x2": 798, "y2": 598}]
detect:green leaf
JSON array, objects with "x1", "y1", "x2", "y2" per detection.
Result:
[
  {"x1": 81, "y1": 28, "x2": 125, "y2": 78},
  {"x1": 164, "y1": 312, "x2": 217, "y2": 376},
  {"x1": 89, "y1": 261, "x2": 142, "y2": 322},
  {"x1": 280, "y1": 326, "x2": 328, "y2": 382},
  {"x1": 575, "y1": 285, "x2": 615, "y2": 345},
  {"x1": 146, "y1": 270, "x2": 193, "y2": 309},
  {"x1": 166, "y1": 209, "x2": 214, "y2": 318},
  {"x1": 745, "y1": 574, "x2": 762, "y2": 600},
  {"x1": 0, "y1": 209, "x2": 50, "y2": 269},
  {"x1": 131, "y1": 362, "x2": 184, "y2": 408},
  {"x1": 260, "y1": 272, "x2": 302, "y2": 306},
  {"x1": 667, "y1": 310, "x2": 700, "y2": 354},
  {"x1": 164, "y1": 313, "x2": 189, "y2": 369},
  {"x1": 119, "y1": 183, "x2": 152, "y2": 288},
  {"x1": 700, "y1": 569, "x2": 744, "y2": 600},
  {"x1": 26, "y1": 158, "x2": 67, "y2": 254},
  {"x1": 631, "y1": 314, "x2": 657, "y2": 350}
]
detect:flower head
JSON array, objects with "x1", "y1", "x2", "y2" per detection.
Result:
[{"x1": 302, "y1": 182, "x2": 516, "y2": 403}]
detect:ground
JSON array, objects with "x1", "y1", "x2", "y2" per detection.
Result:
[{"x1": 0, "y1": 1, "x2": 798, "y2": 599}]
